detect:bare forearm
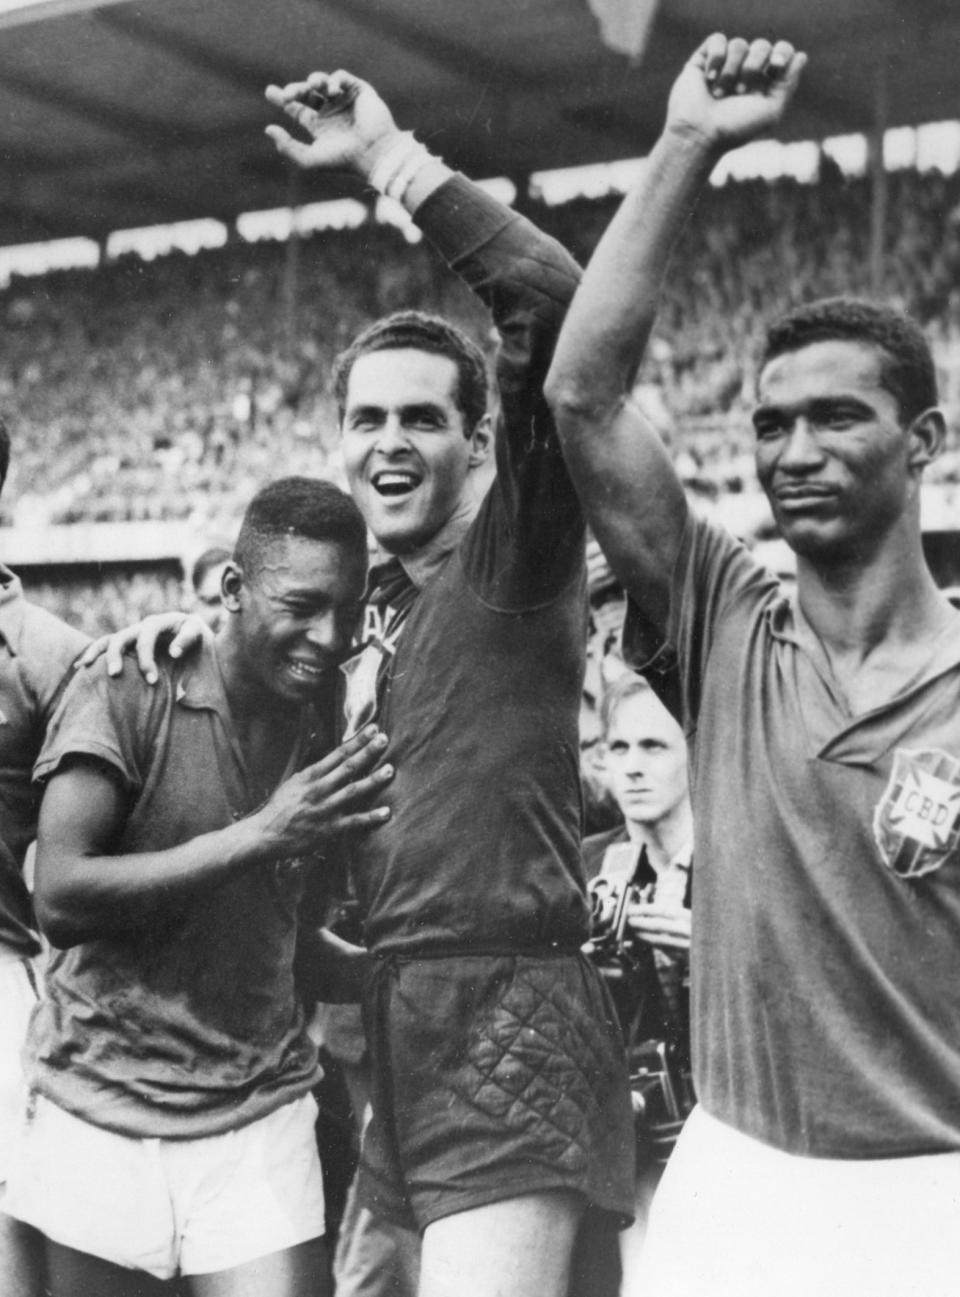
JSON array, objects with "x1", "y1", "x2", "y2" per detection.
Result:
[
  {"x1": 547, "y1": 125, "x2": 718, "y2": 416},
  {"x1": 35, "y1": 816, "x2": 271, "y2": 948},
  {"x1": 547, "y1": 29, "x2": 807, "y2": 411},
  {"x1": 36, "y1": 726, "x2": 392, "y2": 949},
  {"x1": 544, "y1": 33, "x2": 805, "y2": 617},
  {"x1": 542, "y1": 127, "x2": 716, "y2": 618}
]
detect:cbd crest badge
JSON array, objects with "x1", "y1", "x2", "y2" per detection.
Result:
[{"x1": 873, "y1": 748, "x2": 960, "y2": 880}]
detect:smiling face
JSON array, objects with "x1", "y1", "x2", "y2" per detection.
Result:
[
  {"x1": 228, "y1": 533, "x2": 365, "y2": 704},
  {"x1": 603, "y1": 688, "x2": 689, "y2": 831},
  {"x1": 341, "y1": 348, "x2": 487, "y2": 555},
  {"x1": 753, "y1": 340, "x2": 916, "y2": 562}
]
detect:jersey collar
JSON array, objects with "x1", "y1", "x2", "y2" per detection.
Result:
[
  {"x1": 765, "y1": 589, "x2": 960, "y2": 761},
  {"x1": 366, "y1": 506, "x2": 475, "y2": 596},
  {"x1": 174, "y1": 641, "x2": 228, "y2": 713}
]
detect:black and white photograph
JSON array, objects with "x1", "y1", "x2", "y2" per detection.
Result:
[{"x1": 0, "y1": 3, "x2": 958, "y2": 1295}]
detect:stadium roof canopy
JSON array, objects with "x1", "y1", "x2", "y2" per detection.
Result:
[{"x1": 0, "y1": 0, "x2": 957, "y2": 249}]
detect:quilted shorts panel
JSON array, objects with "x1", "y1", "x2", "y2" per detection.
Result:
[{"x1": 357, "y1": 952, "x2": 635, "y2": 1230}]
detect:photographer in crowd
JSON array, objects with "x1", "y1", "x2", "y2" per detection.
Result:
[{"x1": 584, "y1": 671, "x2": 693, "y2": 1292}]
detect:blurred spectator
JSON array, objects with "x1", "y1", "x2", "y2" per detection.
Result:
[
  {"x1": 188, "y1": 545, "x2": 232, "y2": 632},
  {"x1": 582, "y1": 539, "x2": 630, "y2": 836},
  {"x1": 21, "y1": 571, "x2": 184, "y2": 640},
  {"x1": 582, "y1": 671, "x2": 694, "y2": 1295}
]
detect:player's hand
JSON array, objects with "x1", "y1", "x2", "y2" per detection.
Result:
[
  {"x1": 265, "y1": 69, "x2": 401, "y2": 180},
  {"x1": 76, "y1": 612, "x2": 210, "y2": 684},
  {"x1": 253, "y1": 724, "x2": 394, "y2": 857},
  {"x1": 666, "y1": 34, "x2": 806, "y2": 154},
  {"x1": 627, "y1": 898, "x2": 691, "y2": 953}
]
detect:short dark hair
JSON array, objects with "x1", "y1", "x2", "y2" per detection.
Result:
[
  {"x1": 190, "y1": 545, "x2": 231, "y2": 593},
  {"x1": 234, "y1": 477, "x2": 368, "y2": 578},
  {"x1": 0, "y1": 417, "x2": 11, "y2": 496},
  {"x1": 760, "y1": 297, "x2": 938, "y2": 424},
  {"x1": 332, "y1": 310, "x2": 489, "y2": 435}
]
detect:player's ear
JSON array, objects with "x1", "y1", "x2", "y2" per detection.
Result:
[
  {"x1": 467, "y1": 412, "x2": 493, "y2": 467},
  {"x1": 220, "y1": 561, "x2": 245, "y2": 613},
  {"x1": 907, "y1": 407, "x2": 946, "y2": 475}
]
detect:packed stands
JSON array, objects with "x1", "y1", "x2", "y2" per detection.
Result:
[
  {"x1": 5, "y1": 161, "x2": 960, "y2": 631},
  {"x1": 1, "y1": 222, "x2": 488, "y2": 533},
  {"x1": 21, "y1": 570, "x2": 185, "y2": 639},
  {"x1": 546, "y1": 164, "x2": 960, "y2": 497}
]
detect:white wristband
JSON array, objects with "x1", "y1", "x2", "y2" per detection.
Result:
[
  {"x1": 385, "y1": 144, "x2": 436, "y2": 206},
  {"x1": 368, "y1": 132, "x2": 429, "y2": 198}
]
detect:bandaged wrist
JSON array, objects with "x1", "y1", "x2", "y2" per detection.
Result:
[{"x1": 367, "y1": 131, "x2": 434, "y2": 204}]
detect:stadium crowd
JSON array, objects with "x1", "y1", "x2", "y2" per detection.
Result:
[
  {"x1": 4, "y1": 161, "x2": 960, "y2": 542},
  {"x1": 0, "y1": 224, "x2": 486, "y2": 532},
  {"x1": 1, "y1": 27, "x2": 960, "y2": 1297},
  {"x1": 22, "y1": 571, "x2": 184, "y2": 640}
]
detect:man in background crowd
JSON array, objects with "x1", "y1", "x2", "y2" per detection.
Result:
[
  {"x1": 188, "y1": 544, "x2": 232, "y2": 632},
  {"x1": 547, "y1": 31, "x2": 960, "y2": 1295},
  {"x1": 0, "y1": 417, "x2": 89, "y2": 1297},
  {"x1": 583, "y1": 671, "x2": 692, "y2": 1293},
  {"x1": 585, "y1": 672, "x2": 692, "y2": 1026},
  {"x1": 580, "y1": 540, "x2": 631, "y2": 836}
]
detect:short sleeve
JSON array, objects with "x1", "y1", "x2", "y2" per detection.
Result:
[
  {"x1": 33, "y1": 660, "x2": 164, "y2": 793},
  {"x1": 625, "y1": 514, "x2": 779, "y2": 732}
]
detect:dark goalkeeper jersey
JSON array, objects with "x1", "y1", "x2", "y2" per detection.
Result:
[{"x1": 342, "y1": 174, "x2": 591, "y2": 957}]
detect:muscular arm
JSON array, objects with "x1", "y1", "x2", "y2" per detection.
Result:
[
  {"x1": 35, "y1": 758, "x2": 270, "y2": 948},
  {"x1": 545, "y1": 130, "x2": 713, "y2": 631},
  {"x1": 545, "y1": 35, "x2": 805, "y2": 632}
]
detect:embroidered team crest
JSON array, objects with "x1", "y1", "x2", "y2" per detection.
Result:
[{"x1": 873, "y1": 747, "x2": 960, "y2": 879}]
